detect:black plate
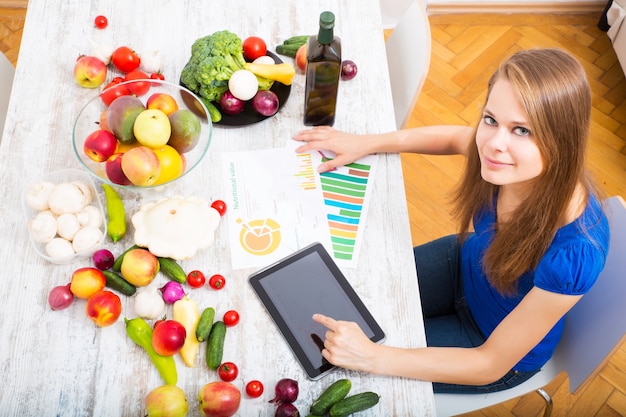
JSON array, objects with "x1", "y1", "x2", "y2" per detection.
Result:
[{"x1": 180, "y1": 51, "x2": 291, "y2": 127}]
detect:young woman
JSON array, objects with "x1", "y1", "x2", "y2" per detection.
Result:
[{"x1": 292, "y1": 48, "x2": 610, "y2": 394}]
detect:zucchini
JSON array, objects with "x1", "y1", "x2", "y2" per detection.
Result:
[
  {"x1": 310, "y1": 379, "x2": 352, "y2": 415},
  {"x1": 206, "y1": 321, "x2": 226, "y2": 370},
  {"x1": 329, "y1": 392, "x2": 380, "y2": 417},
  {"x1": 112, "y1": 244, "x2": 140, "y2": 271},
  {"x1": 157, "y1": 257, "x2": 187, "y2": 283},
  {"x1": 102, "y1": 270, "x2": 137, "y2": 296},
  {"x1": 196, "y1": 307, "x2": 216, "y2": 342}
]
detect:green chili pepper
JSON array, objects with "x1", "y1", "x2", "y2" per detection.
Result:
[
  {"x1": 124, "y1": 317, "x2": 177, "y2": 385},
  {"x1": 102, "y1": 183, "x2": 126, "y2": 243}
]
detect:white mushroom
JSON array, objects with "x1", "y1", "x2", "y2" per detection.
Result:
[
  {"x1": 45, "y1": 237, "x2": 76, "y2": 262},
  {"x1": 28, "y1": 210, "x2": 57, "y2": 243},
  {"x1": 56, "y1": 213, "x2": 81, "y2": 241},
  {"x1": 76, "y1": 205, "x2": 103, "y2": 228},
  {"x1": 25, "y1": 181, "x2": 55, "y2": 211},
  {"x1": 70, "y1": 181, "x2": 93, "y2": 205},
  {"x1": 72, "y1": 226, "x2": 104, "y2": 256},
  {"x1": 47, "y1": 182, "x2": 91, "y2": 215}
]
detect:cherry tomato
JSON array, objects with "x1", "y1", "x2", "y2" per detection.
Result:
[
  {"x1": 217, "y1": 362, "x2": 239, "y2": 382},
  {"x1": 211, "y1": 200, "x2": 227, "y2": 216},
  {"x1": 242, "y1": 36, "x2": 267, "y2": 61},
  {"x1": 223, "y1": 310, "x2": 240, "y2": 327},
  {"x1": 94, "y1": 15, "x2": 108, "y2": 29},
  {"x1": 187, "y1": 270, "x2": 206, "y2": 288},
  {"x1": 111, "y1": 46, "x2": 141, "y2": 73},
  {"x1": 208, "y1": 274, "x2": 226, "y2": 290},
  {"x1": 150, "y1": 72, "x2": 165, "y2": 81},
  {"x1": 100, "y1": 78, "x2": 130, "y2": 106},
  {"x1": 245, "y1": 380, "x2": 264, "y2": 398},
  {"x1": 152, "y1": 319, "x2": 187, "y2": 356},
  {"x1": 124, "y1": 70, "x2": 151, "y2": 96}
]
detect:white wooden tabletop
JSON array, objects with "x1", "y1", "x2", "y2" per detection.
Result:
[{"x1": 0, "y1": 0, "x2": 435, "y2": 415}]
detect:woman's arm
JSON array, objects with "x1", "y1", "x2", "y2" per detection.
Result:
[
  {"x1": 293, "y1": 125, "x2": 474, "y2": 172},
  {"x1": 314, "y1": 287, "x2": 581, "y2": 385}
]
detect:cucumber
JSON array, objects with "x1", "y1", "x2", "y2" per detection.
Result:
[
  {"x1": 196, "y1": 307, "x2": 216, "y2": 342},
  {"x1": 112, "y1": 244, "x2": 140, "y2": 271},
  {"x1": 329, "y1": 392, "x2": 380, "y2": 417},
  {"x1": 102, "y1": 270, "x2": 137, "y2": 296},
  {"x1": 310, "y1": 379, "x2": 352, "y2": 415},
  {"x1": 157, "y1": 257, "x2": 187, "y2": 283},
  {"x1": 276, "y1": 44, "x2": 301, "y2": 58},
  {"x1": 282, "y1": 35, "x2": 309, "y2": 45},
  {"x1": 206, "y1": 321, "x2": 226, "y2": 370}
]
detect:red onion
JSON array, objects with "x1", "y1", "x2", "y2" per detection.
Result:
[
  {"x1": 252, "y1": 90, "x2": 279, "y2": 117},
  {"x1": 275, "y1": 402, "x2": 300, "y2": 417},
  {"x1": 269, "y1": 378, "x2": 299, "y2": 405},
  {"x1": 159, "y1": 281, "x2": 186, "y2": 304},
  {"x1": 341, "y1": 60, "x2": 358, "y2": 81},
  {"x1": 219, "y1": 90, "x2": 245, "y2": 115},
  {"x1": 93, "y1": 249, "x2": 115, "y2": 270},
  {"x1": 48, "y1": 283, "x2": 74, "y2": 310}
]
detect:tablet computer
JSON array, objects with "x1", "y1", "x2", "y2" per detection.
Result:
[{"x1": 248, "y1": 242, "x2": 385, "y2": 380}]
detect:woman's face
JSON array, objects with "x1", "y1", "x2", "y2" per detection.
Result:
[{"x1": 476, "y1": 78, "x2": 544, "y2": 189}]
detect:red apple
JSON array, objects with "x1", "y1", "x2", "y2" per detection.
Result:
[
  {"x1": 83, "y1": 129, "x2": 118, "y2": 162},
  {"x1": 120, "y1": 248, "x2": 160, "y2": 286},
  {"x1": 295, "y1": 44, "x2": 307, "y2": 72},
  {"x1": 147, "y1": 93, "x2": 179, "y2": 116},
  {"x1": 86, "y1": 290, "x2": 122, "y2": 327},
  {"x1": 74, "y1": 55, "x2": 107, "y2": 88},
  {"x1": 152, "y1": 320, "x2": 186, "y2": 356},
  {"x1": 121, "y1": 146, "x2": 161, "y2": 186},
  {"x1": 198, "y1": 382, "x2": 241, "y2": 417},
  {"x1": 105, "y1": 153, "x2": 132, "y2": 186}
]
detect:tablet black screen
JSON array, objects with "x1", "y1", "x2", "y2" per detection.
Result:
[{"x1": 249, "y1": 243, "x2": 385, "y2": 379}]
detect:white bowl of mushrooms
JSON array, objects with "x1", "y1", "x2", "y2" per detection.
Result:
[{"x1": 22, "y1": 169, "x2": 107, "y2": 264}]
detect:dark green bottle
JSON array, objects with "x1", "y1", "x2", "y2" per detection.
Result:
[{"x1": 303, "y1": 11, "x2": 342, "y2": 126}]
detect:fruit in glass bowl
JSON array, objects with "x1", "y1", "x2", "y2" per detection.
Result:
[{"x1": 73, "y1": 79, "x2": 212, "y2": 190}]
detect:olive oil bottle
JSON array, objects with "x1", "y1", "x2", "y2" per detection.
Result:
[{"x1": 303, "y1": 11, "x2": 341, "y2": 126}]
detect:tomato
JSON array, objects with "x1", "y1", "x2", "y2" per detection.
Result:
[
  {"x1": 152, "y1": 319, "x2": 187, "y2": 356},
  {"x1": 150, "y1": 72, "x2": 165, "y2": 81},
  {"x1": 187, "y1": 270, "x2": 206, "y2": 288},
  {"x1": 85, "y1": 290, "x2": 122, "y2": 327},
  {"x1": 242, "y1": 36, "x2": 267, "y2": 61},
  {"x1": 111, "y1": 46, "x2": 141, "y2": 73},
  {"x1": 100, "y1": 78, "x2": 130, "y2": 106},
  {"x1": 208, "y1": 274, "x2": 226, "y2": 290},
  {"x1": 211, "y1": 200, "x2": 227, "y2": 216},
  {"x1": 218, "y1": 362, "x2": 239, "y2": 382},
  {"x1": 124, "y1": 70, "x2": 151, "y2": 96},
  {"x1": 94, "y1": 15, "x2": 108, "y2": 29},
  {"x1": 223, "y1": 310, "x2": 240, "y2": 327},
  {"x1": 245, "y1": 380, "x2": 264, "y2": 398}
]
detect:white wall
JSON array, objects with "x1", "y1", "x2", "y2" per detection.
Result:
[{"x1": 380, "y1": 0, "x2": 423, "y2": 29}]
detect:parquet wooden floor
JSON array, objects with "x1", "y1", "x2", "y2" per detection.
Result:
[{"x1": 1, "y1": 5, "x2": 625, "y2": 417}]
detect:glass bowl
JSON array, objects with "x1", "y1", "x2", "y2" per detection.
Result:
[
  {"x1": 22, "y1": 169, "x2": 107, "y2": 264},
  {"x1": 72, "y1": 79, "x2": 212, "y2": 190}
]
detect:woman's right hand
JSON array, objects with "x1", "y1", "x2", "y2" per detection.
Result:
[{"x1": 293, "y1": 126, "x2": 374, "y2": 172}]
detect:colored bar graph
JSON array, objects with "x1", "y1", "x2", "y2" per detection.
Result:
[{"x1": 319, "y1": 161, "x2": 371, "y2": 260}]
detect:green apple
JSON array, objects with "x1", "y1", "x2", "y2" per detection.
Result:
[
  {"x1": 107, "y1": 95, "x2": 145, "y2": 144},
  {"x1": 133, "y1": 109, "x2": 171, "y2": 148},
  {"x1": 167, "y1": 109, "x2": 201, "y2": 153}
]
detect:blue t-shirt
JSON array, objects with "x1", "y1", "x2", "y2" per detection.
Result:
[{"x1": 461, "y1": 195, "x2": 610, "y2": 372}]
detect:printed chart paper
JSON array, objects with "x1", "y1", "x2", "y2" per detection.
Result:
[{"x1": 222, "y1": 144, "x2": 378, "y2": 270}]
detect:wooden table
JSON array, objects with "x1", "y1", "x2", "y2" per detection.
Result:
[{"x1": 0, "y1": 0, "x2": 435, "y2": 415}]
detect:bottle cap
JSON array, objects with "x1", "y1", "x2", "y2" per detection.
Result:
[{"x1": 319, "y1": 11, "x2": 335, "y2": 29}]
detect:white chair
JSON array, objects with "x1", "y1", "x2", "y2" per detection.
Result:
[
  {"x1": 435, "y1": 195, "x2": 626, "y2": 417},
  {"x1": 384, "y1": 0, "x2": 431, "y2": 130},
  {"x1": 0, "y1": 51, "x2": 15, "y2": 141}
]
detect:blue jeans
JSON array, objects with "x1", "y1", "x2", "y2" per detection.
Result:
[{"x1": 414, "y1": 235, "x2": 539, "y2": 394}]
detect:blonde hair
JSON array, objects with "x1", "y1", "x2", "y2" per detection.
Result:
[{"x1": 452, "y1": 48, "x2": 599, "y2": 295}]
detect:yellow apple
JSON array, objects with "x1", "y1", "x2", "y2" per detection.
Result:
[
  {"x1": 134, "y1": 109, "x2": 171, "y2": 148},
  {"x1": 153, "y1": 145, "x2": 184, "y2": 185},
  {"x1": 120, "y1": 248, "x2": 160, "y2": 287}
]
